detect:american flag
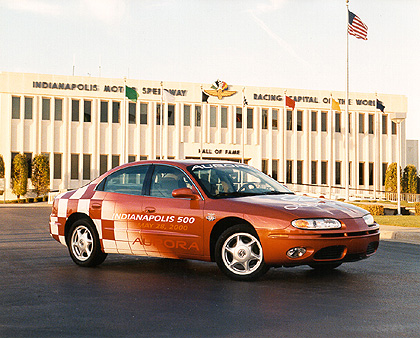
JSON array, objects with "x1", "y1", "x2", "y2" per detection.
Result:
[{"x1": 348, "y1": 11, "x2": 368, "y2": 40}]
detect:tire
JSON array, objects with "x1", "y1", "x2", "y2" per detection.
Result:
[
  {"x1": 215, "y1": 224, "x2": 269, "y2": 281},
  {"x1": 67, "y1": 218, "x2": 107, "y2": 267},
  {"x1": 309, "y1": 262, "x2": 342, "y2": 271}
]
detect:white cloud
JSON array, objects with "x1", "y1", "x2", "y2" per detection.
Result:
[
  {"x1": 247, "y1": 10, "x2": 310, "y2": 67},
  {"x1": 80, "y1": 0, "x2": 126, "y2": 24},
  {"x1": 2, "y1": 0, "x2": 61, "y2": 15},
  {"x1": 254, "y1": 0, "x2": 287, "y2": 13}
]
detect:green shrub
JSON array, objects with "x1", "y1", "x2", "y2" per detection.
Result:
[
  {"x1": 358, "y1": 204, "x2": 384, "y2": 216},
  {"x1": 11, "y1": 153, "x2": 28, "y2": 199},
  {"x1": 31, "y1": 154, "x2": 50, "y2": 197},
  {"x1": 0, "y1": 155, "x2": 4, "y2": 179},
  {"x1": 415, "y1": 203, "x2": 420, "y2": 216},
  {"x1": 402, "y1": 165, "x2": 418, "y2": 194},
  {"x1": 385, "y1": 162, "x2": 401, "y2": 192}
]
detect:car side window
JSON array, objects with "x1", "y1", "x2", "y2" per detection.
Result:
[
  {"x1": 100, "y1": 165, "x2": 149, "y2": 196},
  {"x1": 150, "y1": 165, "x2": 193, "y2": 198}
]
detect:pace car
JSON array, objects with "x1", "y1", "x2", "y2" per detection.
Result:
[{"x1": 50, "y1": 160, "x2": 379, "y2": 280}]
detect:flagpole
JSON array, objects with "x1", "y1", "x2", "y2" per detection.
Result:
[
  {"x1": 241, "y1": 88, "x2": 244, "y2": 163},
  {"x1": 345, "y1": 0, "x2": 350, "y2": 201},
  {"x1": 283, "y1": 91, "x2": 287, "y2": 185},
  {"x1": 200, "y1": 86, "x2": 204, "y2": 160},
  {"x1": 123, "y1": 77, "x2": 127, "y2": 164},
  {"x1": 160, "y1": 81, "x2": 163, "y2": 160}
]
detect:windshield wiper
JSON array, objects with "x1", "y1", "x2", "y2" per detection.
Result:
[
  {"x1": 262, "y1": 191, "x2": 294, "y2": 195},
  {"x1": 214, "y1": 191, "x2": 260, "y2": 198}
]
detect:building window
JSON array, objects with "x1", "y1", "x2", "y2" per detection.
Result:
[
  {"x1": 391, "y1": 121, "x2": 397, "y2": 135},
  {"x1": 168, "y1": 104, "x2": 175, "y2": 126},
  {"x1": 262, "y1": 109, "x2": 268, "y2": 129},
  {"x1": 369, "y1": 162, "x2": 374, "y2": 186},
  {"x1": 335, "y1": 161, "x2": 341, "y2": 185},
  {"x1": 368, "y1": 114, "x2": 374, "y2": 134},
  {"x1": 210, "y1": 106, "x2": 217, "y2": 127},
  {"x1": 112, "y1": 155, "x2": 119, "y2": 169},
  {"x1": 112, "y1": 101, "x2": 120, "y2": 123},
  {"x1": 140, "y1": 156, "x2": 148, "y2": 161},
  {"x1": 382, "y1": 163, "x2": 388, "y2": 186},
  {"x1": 382, "y1": 115, "x2": 388, "y2": 134},
  {"x1": 311, "y1": 161, "x2": 317, "y2": 185},
  {"x1": 84, "y1": 100, "x2": 92, "y2": 122},
  {"x1": 83, "y1": 154, "x2": 91, "y2": 180},
  {"x1": 236, "y1": 107, "x2": 242, "y2": 128},
  {"x1": 128, "y1": 155, "x2": 136, "y2": 163},
  {"x1": 272, "y1": 159, "x2": 278, "y2": 180},
  {"x1": 140, "y1": 103, "x2": 148, "y2": 125},
  {"x1": 321, "y1": 112, "x2": 327, "y2": 132},
  {"x1": 286, "y1": 110, "x2": 293, "y2": 130},
  {"x1": 195, "y1": 106, "x2": 201, "y2": 127},
  {"x1": 42, "y1": 98, "x2": 50, "y2": 120},
  {"x1": 286, "y1": 160, "x2": 293, "y2": 184},
  {"x1": 272, "y1": 109, "x2": 278, "y2": 130},
  {"x1": 128, "y1": 102, "x2": 136, "y2": 124},
  {"x1": 24, "y1": 152, "x2": 32, "y2": 178},
  {"x1": 100, "y1": 101, "x2": 108, "y2": 123},
  {"x1": 297, "y1": 110, "x2": 303, "y2": 131},
  {"x1": 12, "y1": 96, "x2": 20, "y2": 119},
  {"x1": 297, "y1": 160, "x2": 303, "y2": 184},
  {"x1": 311, "y1": 111, "x2": 317, "y2": 132},
  {"x1": 359, "y1": 113, "x2": 364, "y2": 133},
  {"x1": 55, "y1": 98, "x2": 63, "y2": 121},
  {"x1": 247, "y1": 108, "x2": 253, "y2": 129},
  {"x1": 348, "y1": 113, "x2": 352, "y2": 134},
  {"x1": 100, "y1": 155, "x2": 108, "y2": 175},
  {"x1": 184, "y1": 105, "x2": 191, "y2": 126},
  {"x1": 262, "y1": 159, "x2": 268, "y2": 174},
  {"x1": 321, "y1": 161, "x2": 327, "y2": 185},
  {"x1": 359, "y1": 162, "x2": 365, "y2": 186},
  {"x1": 24, "y1": 97, "x2": 33, "y2": 119},
  {"x1": 71, "y1": 154, "x2": 79, "y2": 180},
  {"x1": 221, "y1": 107, "x2": 228, "y2": 128},
  {"x1": 335, "y1": 112, "x2": 341, "y2": 133},
  {"x1": 71, "y1": 99, "x2": 79, "y2": 122},
  {"x1": 53, "y1": 153, "x2": 62, "y2": 179},
  {"x1": 156, "y1": 103, "x2": 162, "y2": 125},
  {"x1": 349, "y1": 162, "x2": 352, "y2": 185}
]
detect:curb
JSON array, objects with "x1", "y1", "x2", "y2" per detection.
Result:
[{"x1": 380, "y1": 225, "x2": 420, "y2": 245}]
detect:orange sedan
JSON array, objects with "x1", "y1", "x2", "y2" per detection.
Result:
[{"x1": 50, "y1": 160, "x2": 379, "y2": 281}]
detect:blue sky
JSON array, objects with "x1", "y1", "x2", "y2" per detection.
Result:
[{"x1": 1, "y1": 0, "x2": 419, "y2": 151}]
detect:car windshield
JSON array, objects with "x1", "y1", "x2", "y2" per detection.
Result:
[{"x1": 188, "y1": 163, "x2": 293, "y2": 199}]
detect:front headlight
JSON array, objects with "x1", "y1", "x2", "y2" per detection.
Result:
[
  {"x1": 362, "y1": 214, "x2": 376, "y2": 226},
  {"x1": 291, "y1": 218, "x2": 342, "y2": 230}
]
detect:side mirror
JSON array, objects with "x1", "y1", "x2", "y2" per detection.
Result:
[{"x1": 172, "y1": 188, "x2": 200, "y2": 200}]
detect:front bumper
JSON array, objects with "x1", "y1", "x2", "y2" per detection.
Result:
[{"x1": 260, "y1": 227, "x2": 380, "y2": 266}]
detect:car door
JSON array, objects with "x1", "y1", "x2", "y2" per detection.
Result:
[
  {"x1": 97, "y1": 164, "x2": 150, "y2": 256},
  {"x1": 140, "y1": 164, "x2": 204, "y2": 259}
]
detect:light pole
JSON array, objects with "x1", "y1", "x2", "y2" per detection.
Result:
[{"x1": 390, "y1": 112, "x2": 407, "y2": 215}]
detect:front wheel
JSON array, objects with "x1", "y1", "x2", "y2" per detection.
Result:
[
  {"x1": 67, "y1": 218, "x2": 107, "y2": 267},
  {"x1": 215, "y1": 225, "x2": 269, "y2": 281}
]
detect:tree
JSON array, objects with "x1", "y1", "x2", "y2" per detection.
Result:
[
  {"x1": 402, "y1": 165, "x2": 418, "y2": 194},
  {"x1": 11, "y1": 153, "x2": 28, "y2": 199},
  {"x1": 31, "y1": 154, "x2": 50, "y2": 196},
  {"x1": 384, "y1": 162, "x2": 401, "y2": 193}
]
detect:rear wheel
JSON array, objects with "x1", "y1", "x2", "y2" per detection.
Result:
[
  {"x1": 67, "y1": 218, "x2": 107, "y2": 267},
  {"x1": 215, "y1": 225, "x2": 269, "y2": 281}
]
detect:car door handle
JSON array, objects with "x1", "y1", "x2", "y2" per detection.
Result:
[
  {"x1": 144, "y1": 207, "x2": 156, "y2": 213},
  {"x1": 91, "y1": 203, "x2": 101, "y2": 209}
]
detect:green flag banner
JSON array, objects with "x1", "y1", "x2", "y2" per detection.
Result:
[{"x1": 125, "y1": 86, "x2": 139, "y2": 102}]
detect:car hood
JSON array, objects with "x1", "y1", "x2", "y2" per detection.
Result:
[{"x1": 232, "y1": 194, "x2": 368, "y2": 220}]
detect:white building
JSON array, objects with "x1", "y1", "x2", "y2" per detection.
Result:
[
  {"x1": 0, "y1": 72, "x2": 407, "y2": 200},
  {"x1": 406, "y1": 140, "x2": 419, "y2": 169}
]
